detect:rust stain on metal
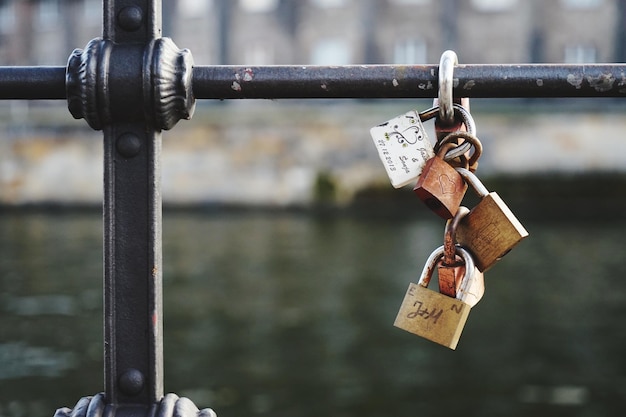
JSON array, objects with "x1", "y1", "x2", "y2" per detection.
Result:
[
  {"x1": 617, "y1": 72, "x2": 626, "y2": 94},
  {"x1": 586, "y1": 72, "x2": 615, "y2": 92},
  {"x1": 230, "y1": 68, "x2": 254, "y2": 92},
  {"x1": 462, "y1": 80, "x2": 475, "y2": 90},
  {"x1": 418, "y1": 81, "x2": 433, "y2": 90},
  {"x1": 243, "y1": 68, "x2": 254, "y2": 82},
  {"x1": 567, "y1": 73, "x2": 584, "y2": 89}
]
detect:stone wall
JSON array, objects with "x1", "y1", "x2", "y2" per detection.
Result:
[{"x1": 1, "y1": 101, "x2": 625, "y2": 206}]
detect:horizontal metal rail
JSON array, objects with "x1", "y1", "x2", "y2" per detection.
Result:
[
  {"x1": 2, "y1": 64, "x2": 626, "y2": 100},
  {"x1": 0, "y1": 66, "x2": 66, "y2": 99},
  {"x1": 191, "y1": 64, "x2": 626, "y2": 99}
]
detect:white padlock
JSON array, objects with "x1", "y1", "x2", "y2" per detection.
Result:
[
  {"x1": 369, "y1": 109, "x2": 435, "y2": 188},
  {"x1": 370, "y1": 104, "x2": 476, "y2": 188}
]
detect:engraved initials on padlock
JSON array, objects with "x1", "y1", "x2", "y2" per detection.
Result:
[
  {"x1": 455, "y1": 167, "x2": 529, "y2": 272},
  {"x1": 394, "y1": 245, "x2": 476, "y2": 350}
]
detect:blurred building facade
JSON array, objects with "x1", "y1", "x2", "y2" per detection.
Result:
[{"x1": 0, "y1": 0, "x2": 625, "y2": 66}]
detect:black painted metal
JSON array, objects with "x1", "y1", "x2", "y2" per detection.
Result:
[
  {"x1": 188, "y1": 64, "x2": 626, "y2": 99},
  {"x1": 52, "y1": 1, "x2": 210, "y2": 417},
  {"x1": 0, "y1": 66, "x2": 65, "y2": 99},
  {"x1": 4, "y1": 64, "x2": 626, "y2": 100},
  {"x1": 100, "y1": 0, "x2": 164, "y2": 410}
]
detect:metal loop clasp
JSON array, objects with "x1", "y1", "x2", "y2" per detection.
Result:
[
  {"x1": 438, "y1": 50, "x2": 458, "y2": 125},
  {"x1": 438, "y1": 131, "x2": 483, "y2": 170},
  {"x1": 417, "y1": 244, "x2": 476, "y2": 301},
  {"x1": 443, "y1": 206, "x2": 470, "y2": 266},
  {"x1": 420, "y1": 103, "x2": 477, "y2": 161},
  {"x1": 419, "y1": 103, "x2": 475, "y2": 136}
]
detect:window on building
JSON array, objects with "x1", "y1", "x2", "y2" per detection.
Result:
[
  {"x1": 561, "y1": 0, "x2": 603, "y2": 9},
  {"x1": 239, "y1": 0, "x2": 279, "y2": 12},
  {"x1": 37, "y1": 0, "x2": 60, "y2": 29},
  {"x1": 83, "y1": 0, "x2": 102, "y2": 23},
  {"x1": 310, "y1": 0, "x2": 347, "y2": 8},
  {"x1": 244, "y1": 42, "x2": 275, "y2": 65},
  {"x1": 311, "y1": 39, "x2": 351, "y2": 65},
  {"x1": 564, "y1": 45, "x2": 597, "y2": 63},
  {"x1": 390, "y1": 0, "x2": 431, "y2": 5},
  {"x1": 393, "y1": 38, "x2": 427, "y2": 64},
  {"x1": 471, "y1": 0, "x2": 517, "y2": 12},
  {"x1": 0, "y1": 2, "x2": 15, "y2": 34},
  {"x1": 179, "y1": 0, "x2": 213, "y2": 18}
]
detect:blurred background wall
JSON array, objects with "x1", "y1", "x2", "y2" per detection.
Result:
[{"x1": 1, "y1": 0, "x2": 625, "y2": 206}]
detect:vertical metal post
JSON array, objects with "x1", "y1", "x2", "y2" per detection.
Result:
[
  {"x1": 101, "y1": 0, "x2": 163, "y2": 410},
  {"x1": 58, "y1": 0, "x2": 201, "y2": 415},
  {"x1": 103, "y1": 120, "x2": 163, "y2": 407}
]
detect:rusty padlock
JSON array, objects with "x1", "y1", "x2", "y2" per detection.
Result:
[
  {"x1": 454, "y1": 167, "x2": 529, "y2": 272},
  {"x1": 413, "y1": 132, "x2": 482, "y2": 219},
  {"x1": 394, "y1": 245, "x2": 476, "y2": 350},
  {"x1": 438, "y1": 206, "x2": 485, "y2": 307}
]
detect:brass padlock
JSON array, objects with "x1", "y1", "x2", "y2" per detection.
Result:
[
  {"x1": 438, "y1": 206, "x2": 485, "y2": 307},
  {"x1": 455, "y1": 167, "x2": 529, "y2": 272},
  {"x1": 413, "y1": 132, "x2": 482, "y2": 219},
  {"x1": 394, "y1": 245, "x2": 476, "y2": 350}
]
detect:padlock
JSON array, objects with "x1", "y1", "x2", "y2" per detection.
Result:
[
  {"x1": 413, "y1": 132, "x2": 482, "y2": 219},
  {"x1": 369, "y1": 108, "x2": 436, "y2": 188},
  {"x1": 369, "y1": 104, "x2": 474, "y2": 189},
  {"x1": 455, "y1": 167, "x2": 529, "y2": 272},
  {"x1": 438, "y1": 206, "x2": 485, "y2": 307},
  {"x1": 394, "y1": 245, "x2": 476, "y2": 350}
]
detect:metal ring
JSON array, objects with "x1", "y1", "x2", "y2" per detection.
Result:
[
  {"x1": 420, "y1": 103, "x2": 475, "y2": 136},
  {"x1": 421, "y1": 102, "x2": 476, "y2": 161},
  {"x1": 438, "y1": 50, "x2": 458, "y2": 124},
  {"x1": 442, "y1": 104, "x2": 476, "y2": 160},
  {"x1": 440, "y1": 131, "x2": 483, "y2": 167}
]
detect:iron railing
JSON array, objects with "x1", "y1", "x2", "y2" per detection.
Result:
[
  {"x1": 3, "y1": 64, "x2": 626, "y2": 100},
  {"x1": 1, "y1": 1, "x2": 625, "y2": 417}
]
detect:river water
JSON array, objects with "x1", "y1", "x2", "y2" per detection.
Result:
[{"x1": 0, "y1": 208, "x2": 625, "y2": 417}]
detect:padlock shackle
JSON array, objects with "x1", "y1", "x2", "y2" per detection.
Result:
[
  {"x1": 438, "y1": 131, "x2": 483, "y2": 168},
  {"x1": 435, "y1": 142, "x2": 469, "y2": 170},
  {"x1": 455, "y1": 167, "x2": 489, "y2": 197},
  {"x1": 438, "y1": 50, "x2": 458, "y2": 124},
  {"x1": 419, "y1": 103, "x2": 476, "y2": 137},
  {"x1": 444, "y1": 206, "x2": 470, "y2": 265},
  {"x1": 418, "y1": 245, "x2": 476, "y2": 300}
]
